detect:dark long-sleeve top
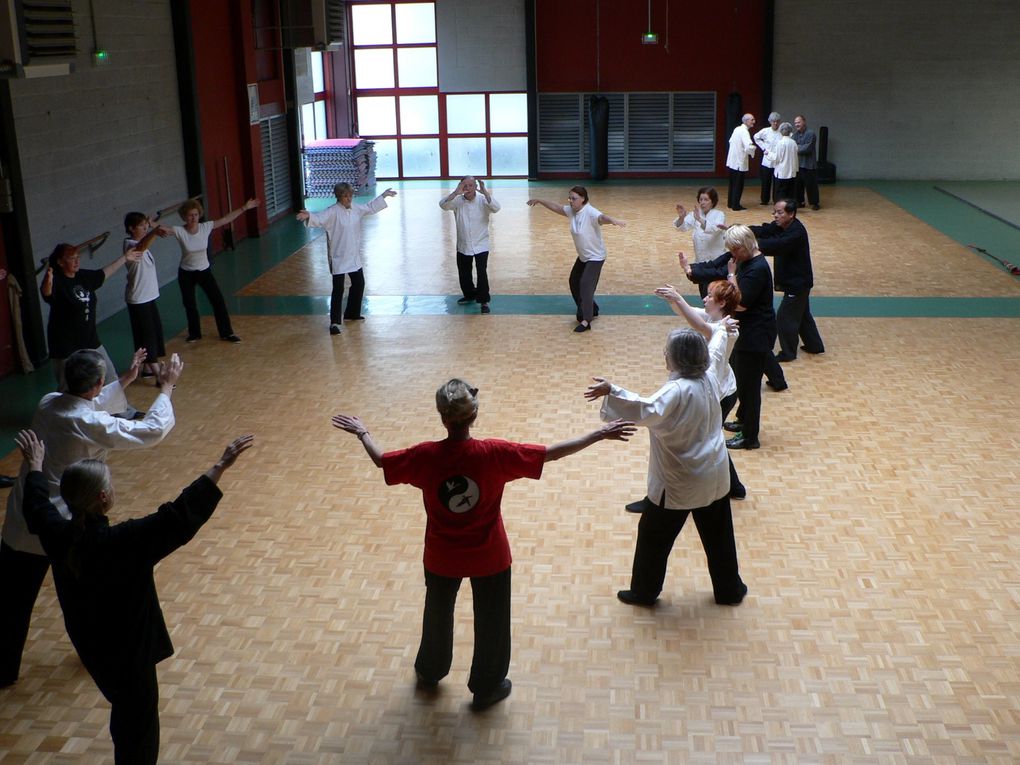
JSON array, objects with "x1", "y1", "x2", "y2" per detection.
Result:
[
  {"x1": 749, "y1": 218, "x2": 814, "y2": 292},
  {"x1": 689, "y1": 253, "x2": 776, "y2": 352},
  {"x1": 23, "y1": 470, "x2": 223, "y2": 683},
  {"x1": 795, "y1": 128, "x2": 817, "y2": 169}
]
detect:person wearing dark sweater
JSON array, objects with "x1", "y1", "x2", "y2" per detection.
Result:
[{"x1": 18, "y1": 429, "x2": 254, "y2": 765}]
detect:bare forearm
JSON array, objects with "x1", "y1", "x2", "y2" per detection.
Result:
[
  {"x1": 103, "y1": 254, "x2": 128, "y2": 279},
  {"x1": 215, "y1": 205, "x2": 247, "y2": 228},
  {"x1": 358, "y1": 432, "x2": 384, "y2": 468},
  {"x1": 545, "y1": 429, "x2": 603, "y2": 462},
  {"x1": 672, "y1": 297, "x2": 713, "y2": 341}
]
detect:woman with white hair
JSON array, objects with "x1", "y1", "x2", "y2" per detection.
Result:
[
  {"x1": 331, "y1": 380, "x2": 635, "y2": 711},
  {"x1": 585, "y1": 328, "x2": 747, "y2": 607},
  {"x1": 767, "y1": 122, "x2": 799, "y2": 203}
]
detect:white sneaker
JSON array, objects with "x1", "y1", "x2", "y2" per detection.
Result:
[{"x1": 329, "y1": 324, "x2": 343, "y2": 335}]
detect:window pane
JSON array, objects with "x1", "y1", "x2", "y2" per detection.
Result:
[
  {"x1": 373, "y1": 139, "x2": 399, "y2": 178},
  {"x1": 401, "y1": 138, "x2": 440, "y2": 177},
  {"x1": 357, "y1": 96, "x2": 397, "y2": 135},
  {"x1": 310, "y1": 51, "x2": 324, "y2": 93},
  {"x1": 395, "y1": 3, "x2": 435, "y2": 44},
  {"x1": 448, "y1": 137, "x2": 487, "y2": 178},
  {"x1": 446, "y1": 94, "x2": 486, "y2": 134},
  {"x1": 354, "y1": 49, "x2": 395, "y2": 89},
  {"x1": 396, "y1": 47, "x2": 437, "y2": 88},
  {"x1": 301, "y1": 102, "x2": 316, "y2": 145},
  {"x1": 313, "y1": 101, "x2": 327, "y2": 141},
  {"x1": 351, "y1": 4, "x2": 392, "y2": 45},
  {"x1": 399, "y1": 95, "x2": 438, "y2": 135},
  {"x1": 491, "y1": 136, "x2": 528, "y2": 175},
  {"x1": 489, "y1": 93, "x2": 528, "y2": 133}
]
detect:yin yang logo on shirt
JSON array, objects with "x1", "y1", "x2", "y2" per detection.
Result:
[
  {"x1": 437, "y1": 475, "x2": 480, "y2": 514},
  {"x1": 73, "y1": 286, "x2": 91, "y2": 304}
]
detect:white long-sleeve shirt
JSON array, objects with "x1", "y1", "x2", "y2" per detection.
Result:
[
  {"x1": 303, "y1": 195, "x2": 389, "y2": 275},
  {"x1": 767, "y1": 136, "x2": 799, "y2": 180},
  {"x1": 2, "y1": 381, "x2": 176, "y2": 555},
  {"x1": 600, "y1": 370, "x2": 729, "y2": 510},
  {"x1": 753, "y1": 126, "x2": 781, "y2": 169},
  {"x1": 673, "y1": 208, "x2": 727, "y2": 263},
  {"x1": 439, "y1": 193, "x2": 501, "y2": 256},
  {"x1": 726, "y1": 124, "x2": 756, "y2": 172}
]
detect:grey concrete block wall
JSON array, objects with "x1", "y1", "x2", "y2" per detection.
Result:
[
  {"x1": 10, "y1": 0, "x2": 188, "y2": 332},
  {"x1": 437, "y1": 0, "x2": 526, "y2": 92},
  {"x1": 773, "y1": 0, "x2": 1020, "y2": 179}
]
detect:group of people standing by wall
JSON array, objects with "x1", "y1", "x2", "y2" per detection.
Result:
[{"x1": 727, "y1": 112, "x2": 822, "y2": 211}]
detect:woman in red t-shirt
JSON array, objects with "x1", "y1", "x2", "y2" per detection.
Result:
[{"x1": 332, "y1": 379, "x2": 634, "y2": 711}]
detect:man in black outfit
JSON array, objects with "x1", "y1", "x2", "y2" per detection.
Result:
[
  {"x1": 683, "y1": 225, "x2": 778, "y2": 450},
  {"x1": 750, "y1": 200, "x2": 825, "y2": 363}
]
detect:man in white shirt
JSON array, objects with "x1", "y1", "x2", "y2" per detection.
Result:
[
  {"x1": 297, "y1": 183, "x2": 397, "y2": 335},
  {"x1": 0, "y1": 348, "x2": 182, "y2": 687},
  {"x1": 439, "y1": 177, "x2": 501, "y2": 314},
  {"x1": 725, "y1": 114, "x2": 757, "y2": 211},
  {"x1": 753, "y1": 112, "x2": 781, "y2": 206}
]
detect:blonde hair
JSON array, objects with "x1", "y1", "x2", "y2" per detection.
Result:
[
  {"x1": 436, "y1": 378, "x2": 479, "y2": 426},
  {"x1": 724, "y1": 225, "x2": 757, "y2": 254}
]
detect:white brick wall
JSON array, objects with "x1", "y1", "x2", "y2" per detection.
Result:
[{"x1": 773, "y1": 0, "x2": 1020, "y2": 179}]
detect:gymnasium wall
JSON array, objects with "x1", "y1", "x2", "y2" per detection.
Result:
[
  {"x1": 436, "y1": 0, "x2": 527, "y2": 92},
  {"x1": 772, "y1": 0, "x2": 1020, "y2": 180},
  {"x1": 8, "y1": 0, "x2": 189, "y2": 321}
]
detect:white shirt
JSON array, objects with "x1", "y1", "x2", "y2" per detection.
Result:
[
  {"x1": 439, "y1": 193, "x2": 501, "y2": 256},
  {"x1": 673, "y1": 209, "x2": 727, "y2": 263},
  {"x1": 768, "y1": 136, "x2": 799, "y2": 180},
  {"x1": 694, "y1": 310, "x2": 738, "y2": 398},
  {"x1": 600, "y1": 371, "x2": 729, "y2": 509},
  {"x1": 754, "y1": 126, "x2": 781, "y2": 169},
  {"x1": 172, "y1": 221, "x2": 215, "y2": 271},
  {"x1": 563, "y1": 203, "x2": 606, "y2": 263},
  {"x1": 2, "y1": 382, "x2": 176, "y2": 555},
  {"x1": 124, "y1": 237, "x2": 159, "y2": 304},
  {"x1": 304, "y1": 195, "x2": 389, "y2": 275},
  {"x1": 726, "y1": 124, "x2": 756, "y2": 172}
]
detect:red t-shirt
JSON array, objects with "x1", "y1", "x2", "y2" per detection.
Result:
[{"x1": 381, "y1": 438, "x2": 546, "y2": 577}]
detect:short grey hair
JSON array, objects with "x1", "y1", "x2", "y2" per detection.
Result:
[
  {"x1": 436, "y1": 378, "x2": 479, "y2": 426},
  {"x1": 64, "y1": 349, "x2": 106, "y2": 395},
  {"x1": 724, "y1": 224, "x2": 757, "y2": 255},
  {"x1": 768, "y1": 111, "x2": 781, "y2": 123},
  {"x1": 741, "y1": 113, "x2": 754, "y2": 125},
  {"x1": 665, "y1": 329, "x2": 709, "y2": 379},
  {"x1": 333, "y1": 182, "x2": 354, "y2": 199},
  {"x1": 779, "y1": 122, "x2": 794, "y2": 136}
]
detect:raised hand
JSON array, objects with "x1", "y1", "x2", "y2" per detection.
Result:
[
  {"x1": 600, "y1": 419, "x2": 637, "y2": 442},
  {"x1": 218, "y1": 434, "x2": 255, "y2": 469},
  {"x1": 584, "y1": 377, "x2": 612, "y2": 401},
  {"x1": 331, "y1": 413, "x2": 368, "y2": 436},
  {"x1": 382, "y1": 188, "x2": 398, "y2": 198},
  {"x1": 15, "y1": 429, "x2": 45, "y2": 472},
  {"x1": 157, "y1": 353, "x2": 184, "y2": 390}
]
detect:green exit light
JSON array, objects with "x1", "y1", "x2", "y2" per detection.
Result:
[
  {"x1": 641, "y1": 33, "x2": 658, "y2": 45},
  {"x1": 93, "y1": 49, "x2": 109, "y2": 64}
]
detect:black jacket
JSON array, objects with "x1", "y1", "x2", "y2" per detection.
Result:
[{"x1": 750, "y1": 218, "x2": 813, "y2": 293}]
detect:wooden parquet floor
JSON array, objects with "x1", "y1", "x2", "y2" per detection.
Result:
[{"x1": 1, "y1": 184, "x2": 1020, "y2": 764}]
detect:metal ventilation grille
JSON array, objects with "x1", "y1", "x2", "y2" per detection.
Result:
[
  {"x1": 21, "y1": 0, "x2": 76, "y2": 60},
  {"x1": 672, "y1": 92, "x2": 716, "y2": 172},
  {"x1": 325, "y1": 0, "x2": 345, "y2": 47},
  {"x1": 261, "y1": 115, "x2": 293, "y2": 219},
  {"x1": 537, "y1": 93, "x2": 582, "y2": 172},
  {"x1": 539, "y1": 91, "x2": 716, "y2": 173}
]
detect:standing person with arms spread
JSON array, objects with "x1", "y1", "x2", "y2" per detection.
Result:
[
  {"x1": 440, "y1": 176, "x2": 501, "y2": 314},
  {"x1": 726, "y1": 114, "x2": 757, "y2": 211},
  {"x1": 331, "y1": 380, "x2": 634, "y2": 711},
  {"x1": 297, "y1": 183, "x2": 397, "y2": 335},
  {"x1": 18, "y1": 430, "x2": 253, "y2": 765},
  {"x1": 526, "y1": 187, "x2": 627, "y2": 333}
]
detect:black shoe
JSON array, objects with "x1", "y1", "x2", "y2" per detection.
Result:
[
  {"x1": 800, "y1": 345, "x2": 824, "y2": 355},
  {"x1": 715, "y1": 583, "x2": 748, "y2": 606},
  {"x1": 765, "y1": 380, "x2": 788, "y2": 391},
  {"x1": 222, "y1": 334, "x2": 242, "y2": 343},
  {"x1": 573, "y1": 322, "x2": 591, "y2": 333},
  {"x1": 617, "y1": 590, "x2": 657, "y2": 607},
  {"x1": 471, "y1": 678, "x2": 512, "y2": 711},
  {"x1": 345, "y1": 315, "x2": 366, "y2": 321},
  {"x1": 415, "y1": 671, "x2": 439, "y2": 690},
  {"x1": 480, "y1": 304, "x2": 491, "y2": 314},
  {"x1": 0, "y1": 475, "x2": 15, "y2": 489},
  {"x1": 457, "y1": 297, "x2": 475, "y2": 305},
  {"x1": 185, "y1": 335, "x2": 201, "y2": 343},
  {"x1": 726, "y1": 436, "x2": 760, "y2": 450},
  {"x1": 625, "y1": 498, "x2": 650, "y2": 514},
  {"x1": 732, "y1": 205, "x2": 747, "y2": 211},
  {"x1": 729, "y1": 485, "x2": 747, "y2": 500},
  {"x1": 329, "y1": 324, "x2": 343, "y2": 335},
  {"x1": 811, "y1": 204, "x2": 820, "y2": 211},
  {"x1": 775, "y1": 354, "x2": 796, "y2": 363},
  {"x1": 723, "y1": 421, "x2": 743, "y2": 433}
]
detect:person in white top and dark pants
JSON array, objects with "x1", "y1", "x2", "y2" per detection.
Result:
[
  {"x1": 753, "y1": 112, "x2": 782, "y2": 205},
  {"x1": 439, "y1": 177, "x2": 501, "y2": 314},
  {"x1": 725, "y1": 114, "x2": 757, "y2": 211}
]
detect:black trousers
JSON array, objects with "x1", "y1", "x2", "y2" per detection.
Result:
[
  {"x1": 178, "y1": 267, "x2": 234, "y2": 339},
  {"x1": 568, "y1": 258, "x2": 603, "y2": 323},
  {"x1": 415, "y1": 566, "x2": 511, "y2": 697},
  {"x1": 777, "y1": 289, "x2": 825, "y2": 358},
  {"x1": 330, "y1": 269, "x2": 366, "y2": 323},
  {"x1": 93, "y1": 663, "x2": 161, "y2": 765},
  {"x1": 0, "y1": 540, "x2": 51, "y2": 685},
  {"x1": 796, "y1": 169, "x2": 820, "y2": 206},
  {"x1": 730, "y1": 348, "x2": 769, "y2": 442},
  {"x1": 727, "y1": 169, "x2": 746, "y2": 209},
  {"x1": 127, "y1": 301, "x2": 166, "y2": 363},
  {"x1": 773, "y1": 177, "x2": 796, "y2": 204},
  {"x1": 759, "y1": 166, "x2": 774, "y2": 204},
  {"x1": 456, "y1": 251, "x2": 490, "y2": 304},
  {"x1": 628, "y1": 495, "x2": 745, "y2": 604},
  {"x1": 720, "y1": 392, "x2": 744, "y2": 493}
]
